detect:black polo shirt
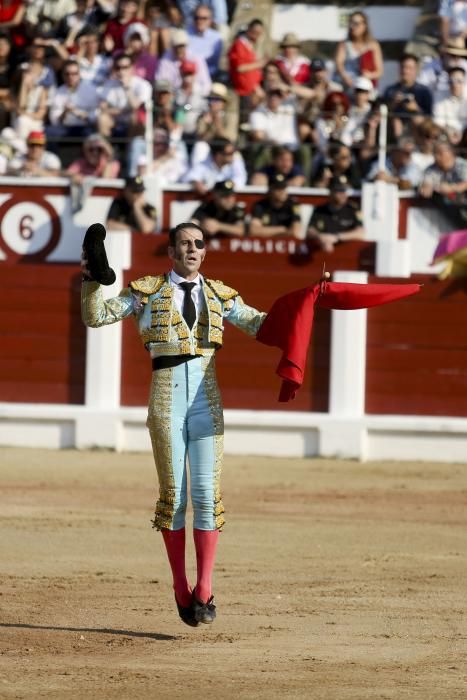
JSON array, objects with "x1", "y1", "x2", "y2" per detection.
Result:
[
  {"x1": 251, "y1": 196, "x2": 301, "y2": 228},
  {"x1": 107, "y1": 195, "x2": 157, "y2": 231},
  {"x1": 308, "y1": 201, "x2": 361, "y2": 234},
  {"x1": 191, "y1": 199, "x2": 245, "y2": 236}
]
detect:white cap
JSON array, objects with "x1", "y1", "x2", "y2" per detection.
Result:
[
  {"x1": 171, "y1": 28, "x2": 188, "y2": 46},
  {"x1": 123, "y1": 22, "x2": 150, "y2": 47},
  {"x1": 354, "y1": 76, "x2": 373, "y2": 92}
]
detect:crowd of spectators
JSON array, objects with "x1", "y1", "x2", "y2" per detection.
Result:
[{"x1": 0, "y1": 0, "x2": 465, "y2": 243}]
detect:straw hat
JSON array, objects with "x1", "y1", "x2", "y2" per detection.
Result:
[
  {"x1": 280, "y1": 32, "x2": 300, "y2": 48},
  {"x1": 443, "y1": 36, "x2": 467, "y2": 57}
]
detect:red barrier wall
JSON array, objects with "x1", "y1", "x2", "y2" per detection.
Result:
[{"x1": 0, "y1": 264, "x2": 85, "y2": 404}]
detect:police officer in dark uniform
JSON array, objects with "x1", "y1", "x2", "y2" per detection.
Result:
[
  {"x1": 249, "y1": 173, "x2": 302, "y2": 239},
  {"x1": 307, "y1": 175, "x2": 364, "y2": 253},
  {"x1": 106, "y1": 176, "x2": 158, "y2": 234},
  {"x1": 190, "y1": 179, "x2": 246, "y2": 238}
]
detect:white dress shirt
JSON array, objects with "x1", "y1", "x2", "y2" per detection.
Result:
[{"x1": 170, "y1": 270, "x2": 205, "y2": 321}]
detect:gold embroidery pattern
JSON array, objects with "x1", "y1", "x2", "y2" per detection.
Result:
[
  {"x1": 148, "y1": 285, "x2": 174, "y2": 344},
  {"x1": 147, "y1": 368, "x2": 177, "y2": 530},
  {"x1": 201, "y1": 354, "x2": 225, "y2": 530},
  {"x1": 130, "y1": 274, "x2": 166, "y2": 302},
  {"x1": 81, "y1": 283, "x2": 134, "y2": 328},
  {"x1": 205, "y1": 278, "x2": 239, "y2": 301}
]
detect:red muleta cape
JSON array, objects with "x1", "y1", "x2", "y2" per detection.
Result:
[{"x1": 256, "y1": 280, "x2": 421, "y2": 402}]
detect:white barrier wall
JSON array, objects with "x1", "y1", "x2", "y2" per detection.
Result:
[{"x1": 1, "y1": 181, "x2": 467, "y2": 462}]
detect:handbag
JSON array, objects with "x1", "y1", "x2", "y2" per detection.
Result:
[{"x1": 359, "y1": 49, "x2": 377, "y2": 86}]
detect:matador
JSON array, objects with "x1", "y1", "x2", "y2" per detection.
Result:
[{"x1": 81, "y1": 221, "x2": 266, "y2": 627}]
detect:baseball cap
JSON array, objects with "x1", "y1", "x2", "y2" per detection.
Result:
[
  {"x1": 268, "y1": 173, "x2": 288, "y2": 189},
  {"x1": 310, "y1": 57, "x2": 326, "y2": 72},
  {"x1": 354, "y1": 76, "x2": 373, "y2": 92},
  {"x1": 208, "y1": 82, "x2": 228, "y2": 100},
  {"x1": 213, "y1": 179, "x2": 235, "y2": 195},
  {"x1": 155, "y1": 80, "x2": 173, "y2": 93},
  {"x1": 125, "y1": 175, "x2": 145, "y2": 192},
  {"x1": 180, "y1": 59, "x2": 197, "y2": 75},
  {"x1": 172, "y1": 28, "x2": 188, "y2": 46},
  {"x1": 27, "y1": 130, "x2": 46, "y2": 146},
  {"x1": 329, "y1": 175, "x2": 349, "y2": 192}
]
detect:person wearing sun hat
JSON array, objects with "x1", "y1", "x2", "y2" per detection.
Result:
[
  {"x1": 274, "y1": 32, "x2": 311, "y2": 85},
  {"x1": 66, "y1": 133, "x2": 121, "y2": 212},
  {"x1": 68, "y1": 133, "x2": 118, "y2": 175},
  {"x1": 7, "y1": 130, "x2": 61, "y2": 177},
  {"x1": 193, "y1": 81, "x2": 237, "y2": 147}
]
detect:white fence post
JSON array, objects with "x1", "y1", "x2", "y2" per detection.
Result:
[
  {"x1": 329, "y1": 270, "x2": 368, "y2": 417},
  {"x1": 84, "y1": 231, "x2": 132, "y2": 409},
  {"x1": 319, "y1": 270, "x2": 369, "y2": 459}
]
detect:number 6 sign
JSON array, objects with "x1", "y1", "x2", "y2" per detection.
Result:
[{"x1": 0, "y1": 193, "x2": 61, "y2": 260}]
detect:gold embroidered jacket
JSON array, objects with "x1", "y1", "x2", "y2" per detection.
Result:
[{"x1": 81, "y1": 274, "x2": 266, "y2": 357}]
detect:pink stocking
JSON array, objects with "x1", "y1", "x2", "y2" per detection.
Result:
[
  {"x1": 161, "y1": 528, "x2": 192, "y2": 608},
  {"x1": 193, "y1": 528, "x2": 219, "y2": 603}
]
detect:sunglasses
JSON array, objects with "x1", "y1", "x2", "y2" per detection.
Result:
[
  {"x1": 195, "y1": 15, "x2": 210, "y2": 19},
  {"x1": 65, "y1": 71, "x2": 79, "y2": 76}
]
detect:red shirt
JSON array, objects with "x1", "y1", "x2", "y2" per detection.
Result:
[
  {"x1": 0, "y1": 0, "x2": 22, "y2": 22},
  {"x1": 275, "y1": 56, "x2": 310, "y2": 85},
  {"x1": 103, "y1": 17, "x2": 142, "y2": 52},
  {"x1": 228, "y1": 35, "x2": 262, "y2": 97},
  {"x1": 0, "y1": 1, "x2": 26, "y2": 48}
]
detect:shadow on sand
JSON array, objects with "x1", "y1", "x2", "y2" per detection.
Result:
[{"x1": 0, "y1": 622, "x2": 176, "y2": 641}]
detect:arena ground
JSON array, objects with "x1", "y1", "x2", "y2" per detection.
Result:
[{"x1": 0, "y1": 447, "x2": 466, "y2": 699}]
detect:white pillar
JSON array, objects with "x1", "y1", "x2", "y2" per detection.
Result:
[
  {"x1": 84, "y1": 230, "x2": 132, "y2": 409},
  {"x1": 329, "y1": 270, "x2": 368, "y2": 417},
  {"x1": 376, "y1": 238, "x2": 411, "y2": 277}
]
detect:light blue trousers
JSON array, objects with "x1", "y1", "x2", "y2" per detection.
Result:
[{"x1": 147, "y1": 354, "x2": 225, "y2": 531}]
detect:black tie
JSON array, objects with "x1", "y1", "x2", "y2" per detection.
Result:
[{"x1": 180, "y1": 281, "x2": 196, "y2": 329}]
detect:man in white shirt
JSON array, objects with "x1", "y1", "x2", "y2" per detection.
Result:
[
  {"x1": 7, "y1": 130, "x2": 61, "y2": 177},
  {"x1": 76, "y1": 27, "x2": 112, "y2": 86},
  {"x1": 185, "y1": 137, "x2": 247, "y2": 194},
  {"x1": 47, "y1": 59, "x2": 100, "y2": 147},
  {"x1": 81, "y1": 220, "x2": 266, "y2": 628},
  {"x1": 98, "y1": 53, "x2": 152, "y2": 138},
  {"x1": 249, "y1": 87, "x2": 299, "y2": 150},
  {"x1": 433, "y1": 66, "x2": 467, "y2": 142}
]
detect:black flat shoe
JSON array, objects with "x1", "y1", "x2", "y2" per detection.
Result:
[
  {"x1": 175, "y1": 595, "x2": 199, "y2": 627},
  {"x1": 192, "y1": 592, "x2": 217, "y2": 625}
]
